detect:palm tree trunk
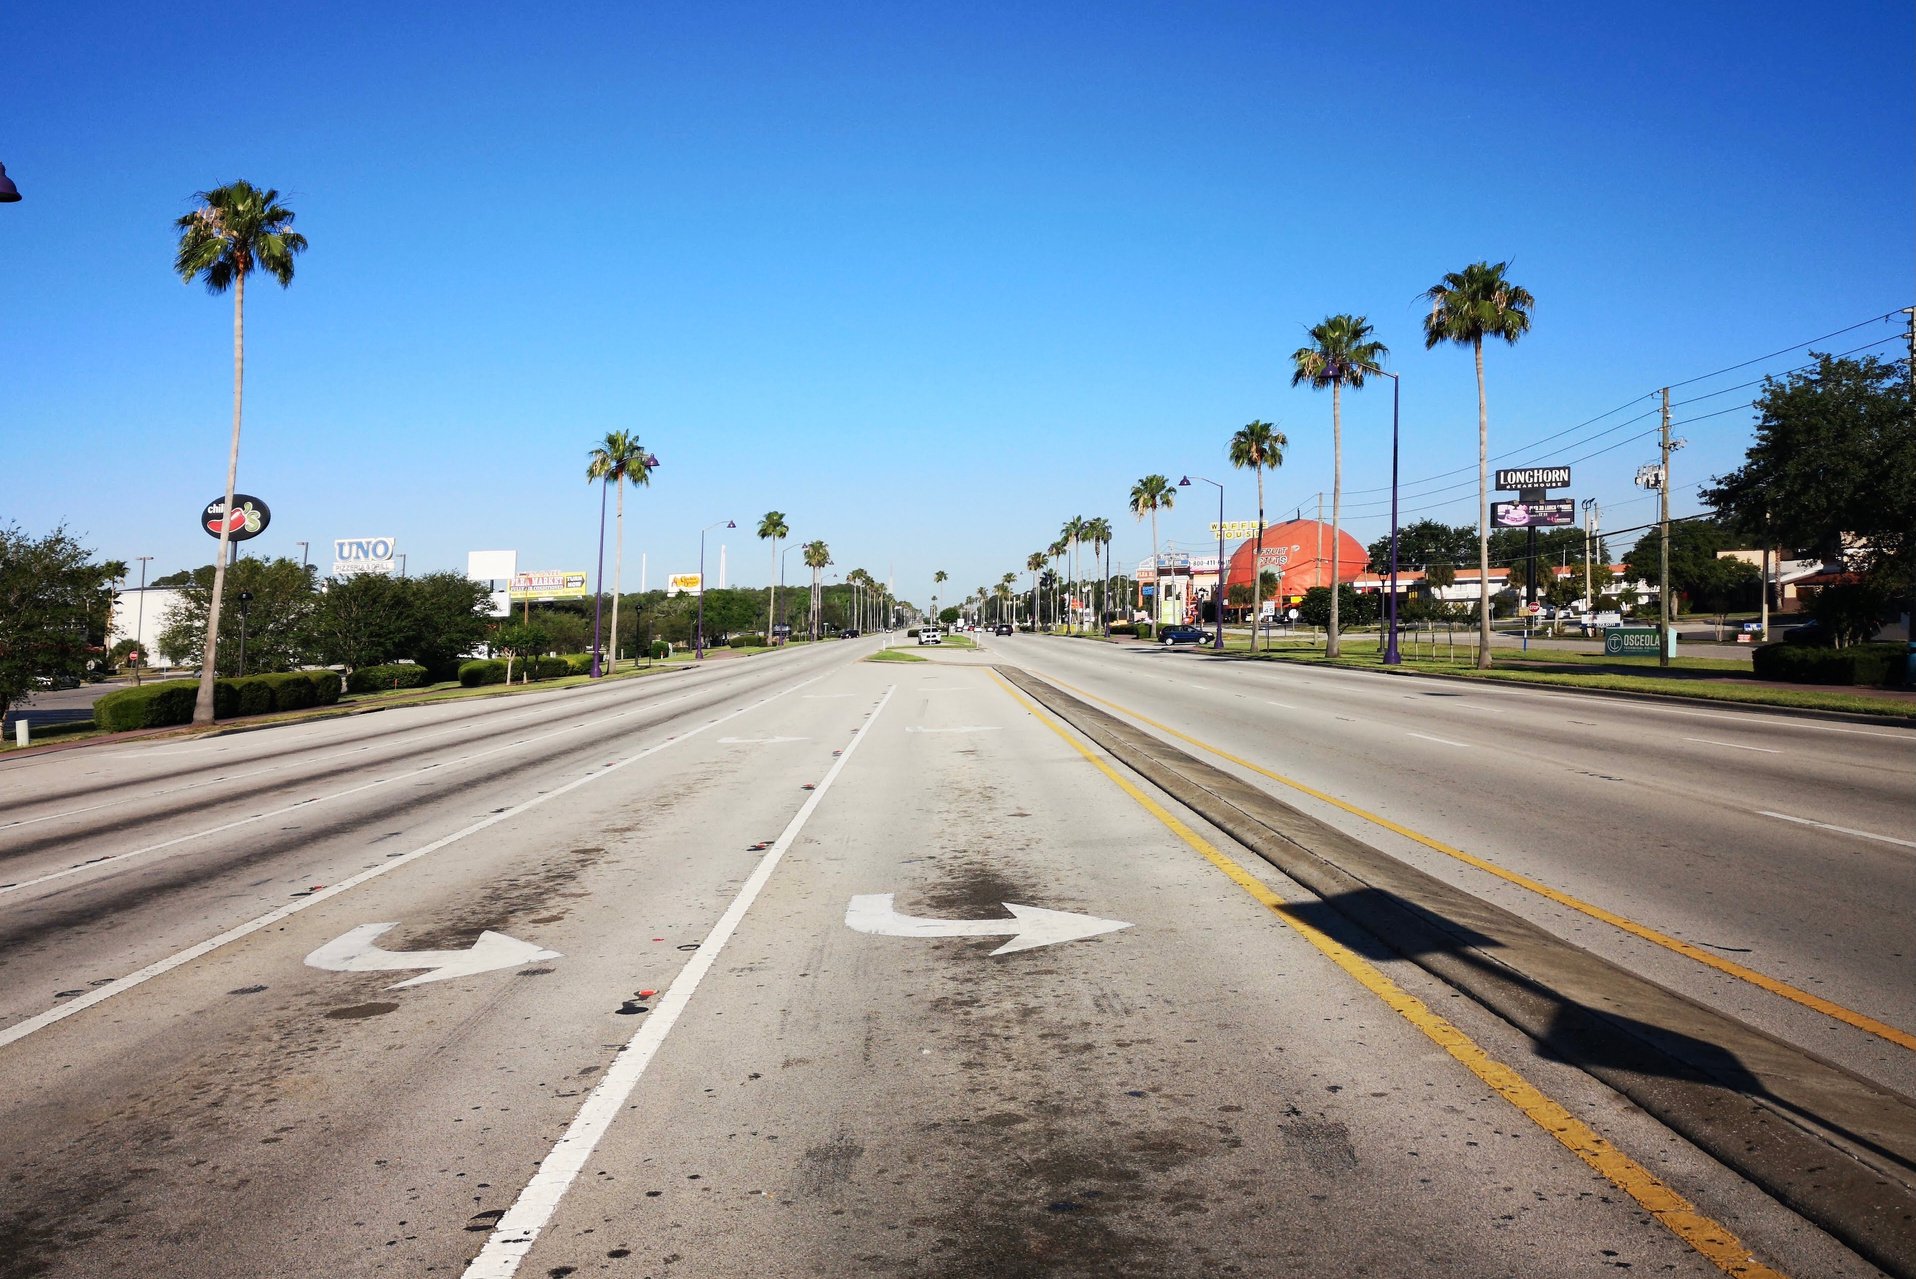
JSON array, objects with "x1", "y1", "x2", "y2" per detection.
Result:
[
  {"x1": 1475, "y1": 336, "x2": 1493, "y2": 669},
  {"x1": 1149, "y1": 514, "x2": 1160, "y2": 625},
  {"x1": 767, "y1": 539, "x2": 777, "y2": 644},
  {"x1": 1328, "y1": 382, "x2": 1343, "y2": 658},
  {"x1": 194, "y1": 271, "x2": 246, "y2": 725},
  {"x1": 608, "y1": 482, "x2": 624, "y2": 674},
  {"x1": 1252, "y1": 471, "x2": 1266, "y2": 653}
]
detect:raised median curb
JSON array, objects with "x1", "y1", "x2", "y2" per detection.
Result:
[{"x1": 998, "y1": 662, "x2": 1916, "y2": 1279}]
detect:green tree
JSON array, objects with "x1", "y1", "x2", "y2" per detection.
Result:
[
  {"x1": 1622, "y1": 519, "x2": 1746, "y2": 616},
  {"x1": 157, "y1": 557, "x2": 318, "y2": 675},
  {"x1": 1129, "y1": 475, "x2": 1175, "y2": 623},
  {"x1": 311, "y1": 571, "x2": 409, "y2": 672},
  {"x1": 1702, "y1": 352, "x2": 1914, "y2": 593},
  {"x1": 804, "y1": 540, "x2": 833, "y2": 639},
  {"x1": 1227, "y1": 420, "x2": 1288, "y2": 650},
  {"x1": 174, "y1": 180, "x2": 309, "y2": 723},
  {"x1": 585, "y1": 431, "x2": 657, "y2": 676},
  {"x1": 0, "y1": 525, "x2": 123, "y2": 719},
  {"x1": 490, "y1": 621, "x2": 548, "y2": 684},
  {"x1": 1422, "y1": 261, "x2": 1535, "y2": 669},
  {"x1": 1025, "y1": 552, "x2": 1047, "y2": 627},
  {"x1": 1081, "y1": 517, "x2": 1114, "y2": 628},
  {"x1": 758, "y1": 511, "x2": 790, "y2": 640},
  {"x1": 1292, "y1": 315, "x2": 1388, "y2": 658},
  {"x1": 1366, "y1": 520, "x2": 1478, "y2": 575}
]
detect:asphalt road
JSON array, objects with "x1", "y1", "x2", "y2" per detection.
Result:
[{"x1": 0, "y1": 635, "x2": 1905, "y2": 1277}]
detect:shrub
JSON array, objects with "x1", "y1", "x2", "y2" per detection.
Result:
[
  {"x1": 261, "y1": 672, "x2": 316, "y2": 711},
  {"x1": 728, "y1": 633, "x2": 762, "y2": 649},
  {"x1": 460, "y1": 659, "x2": 508, "y2": 687},
  {"x1": 304, "y1": 669, "x2": 343, "y2": 705},
  {"x1": 235, "y1": 677, "x2": 275, "y2": 716},
  {"x1": 531, "y1": 655, "x2": 571, "y2": 680},
  {"x1": 561, "y1": 653, "x2": 595, "y2": 676},
  {"x1": 1751, "y1": 641, "x2": 1905, "y2": 687},
  {"x1": 1133, "y1": 623, "x2": 1154, "y2": 641},
  {"x1": 1107, "y1": 622, "x2": 1137, "y2": 636},
  {"x1": 648, "y1": 640, "x2": 672, "y2": 660},
  {"x1": 347, "y1": 663, "x2": 431, "y2": 695},
  {"x1": 94, "y1": 680, "x2": 199, "y2": 731}
]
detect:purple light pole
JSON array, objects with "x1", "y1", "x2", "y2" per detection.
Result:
[
  {"x1": 1179, "y1": 475, "x2": 1226, "y2": 650},
  {"x1": 590, "y1": 477, "x2": 610, "y2": 677},
  {"x1": 696, "y1": 519, "x2": 734, "y2": 659},
  {"x1": 1376, "y1": 369, "x2": 1403, "y2": 665}
]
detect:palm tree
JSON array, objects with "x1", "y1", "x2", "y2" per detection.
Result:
[
  {"x1": 1422, "y1": 262, "x2": 1535, "y2": 669},
  {"x1": 586, "y1": 432, "x2": 656, "y2": 674},
  {"x1": 1046, "y1": 540, "x2": 1067, "y2": 630},
  {"x1": 1227, "y1": 421, "x2": 1288, "y2": 651},
  {"x1": 804, "y1": 540, "x2": 833, "y2": 639},
  {"x1": 932, "y1": 569, "x2": 947, "y2": 627},
  {"x1": 998, "y1": 573, "x2": 1016, "y2": 625},
  {"x1": 1291, "y1": 315, "x2": 1388, "y2": 658},
  {"x1": 1081, "y1": 516, "x2": 1114, "y2": 632},
  {"x1": 1058, "y1": 517, "x2": 1085, "y2": 632},
  {"x1": 174, "y1": 181, "x2": 308, "y2": 724},
  {"x1": 758, "y1": 511, "x2": 789, "y2": 640},
  {"x1": 1025, "y1": 552, "x2": 1046, "y2": 628},
  {"x1": 1129, "y1": 475, "x2": 1175, "y2": 625}
]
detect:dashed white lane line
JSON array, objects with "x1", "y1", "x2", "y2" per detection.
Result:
[
  {"x1": 460, "y1": 684, "x2": 899, "y2": 1279},
  {"x1": 1760, "y1": 810, "x2": 1916, "y2": 850},
  {"x1": 1406, "y1": 732, "x2": 1470, "y2": 748},
  {"x1": 1683, "y1": 737, "x2": 1781, "y2": 754},
  {"x1": 0, "y1": 674, "x2": 827, "y2": 1051},
  {"x1": 1264, "y1": 700, "x2": 1296, "y2": 710}
]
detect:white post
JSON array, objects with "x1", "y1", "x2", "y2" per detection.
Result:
[{"x1": 14, "y1": 719, "x2": 27, "y2": 748}]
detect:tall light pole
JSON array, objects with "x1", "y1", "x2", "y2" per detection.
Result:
[
  {"x1": 295, "y1": 540, "x2": 309, "y2": 571},
  {"x1": 1372, "y1": 369, "x2": 1403, "y2": 665},
  {"x1": 697, "y1": 520, "x2": 734, "y2": 659},
  {"x1": 1179, "y1": 475, "x2": 1225, "y2": 651},
  {"x1": 132, "y1": 556, "x2": 154, "y2": 685}
]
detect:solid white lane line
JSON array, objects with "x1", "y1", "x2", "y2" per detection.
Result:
[
  {"x1": 1264, "y1": 701, "x2": 1296, "y2": 710},
  {"x1": 1683, "y1": 737, "x2": 1781, "y2": 754},
  {"x1": 1406, "y1": 732, "x2": 1470, "y2": 748},
  {"x1": 1760, "y1": 810, "x2": 1916, "y2": 851},
  {"x1": 461, "y1": 683, "x2": 898, "y2": 1279},
  {"x1": 0, "y1": 689, "x2": 722, "y2": 894},
  {"x1": 0, "y1": 674, "x2": 826, "y2": 1052}
]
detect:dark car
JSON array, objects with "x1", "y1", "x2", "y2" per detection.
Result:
[
  {"x1": 837, "y1": 629, "x2": 860, "y2": 639},
  {"x1": 1159, "y1": 625, "x2": 1208, "y2": 646},
  {"x1": 994, "y1": 623, "x2": 1013, "y2": 635}
]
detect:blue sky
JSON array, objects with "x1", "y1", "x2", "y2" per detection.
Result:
[{"x1": 4, "y1": 1, "x2": 1910, "y2": 606}]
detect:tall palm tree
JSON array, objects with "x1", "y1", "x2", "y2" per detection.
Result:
[
  {"x1": 1058, "y1": 517, "x2": 1085, "y2": 632},
  {"x1": 586, "y1": 431, "x2": 656, "y2": 674},
  {"x1": 1025, "y1": 551, "x2": 1046, "y2": 627},
  {"x1": 1291, "y1": 315, "x2": 1388, "y2": 658},
  {"x1": 1227, "y1": 421, "x2": 1288, "y2": 651},
  {"x1": 1081, "y1": 516, "x2": 1114, "y2": 632},
  {"x1": 998, "y1": 572, "x2": 1016, "y2": 625},
  {"x1": 758, "y1": 511, "x2": 789, "y2": 640},
  {"x1": 804, "y1": 540, "x2": 833, "y2": 639},
  {"x1": 1129, "y1": 475, "x2": 1175, "y2": 624},
  {"x1": 932, "y1": 569, "x2": 947, "y2": 626},
  {"x1": 1046, "y1": 539, "x2": 1067, "y2": 630},
  {"x1": 174, "y1": 180, "x2": 308, "y2": 725},
  {"x1": 1422, "y1": 261, "x2": 1535, "y2": 669}
]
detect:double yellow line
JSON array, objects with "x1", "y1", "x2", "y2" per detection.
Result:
[
  {"x1": 992, "y1": 671, "x2": 1786, "y2": 1279},
  {"x1": 1047, "y1": 675, "x2": 1915, "y2": 1054}
]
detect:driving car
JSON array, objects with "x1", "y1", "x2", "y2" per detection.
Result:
[
  {"x1": 1159, "y1": 625, "x2": 1208, "y2": 646},
  {"x1": 917, "y1": 628, "x2": 942, "y2": 645},
  {"x1": 994, "y1": 623, "x2": 1012, "y2": 635}
]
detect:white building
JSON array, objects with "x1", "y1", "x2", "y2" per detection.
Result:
[{"x1": 106, "y1": 587, "x2": 188, "y2": 669}]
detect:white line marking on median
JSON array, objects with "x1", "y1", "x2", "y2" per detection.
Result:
[
  {"x1": 1760, "y1": 810, "x2": 1916, "y2": 850},
  {"x1": 460, "y1": 683, "x2": 899, "y2": 1279},
  {"x1": 1406, "y1": 732, "x2": 1470, "y2": 748},
  {"x1": 0, "y1": 674, "x2": 826, "y2": 1052},
  {"x1": 1683, "y1": 737, "x2": 1781, "y2": 754}
]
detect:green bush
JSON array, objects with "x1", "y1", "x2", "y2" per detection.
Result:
[
  {"x1": 1107, "y1": 622, "x2": 1137, "y2": 636},
  {"x1": 260, "y1": 672, "x2": 316, "y2": 711},
  {"x1": 728, "y1": 633, "x2": 762, "y2": 649},
  {"x1": 560, "y1": 653, "x2": 595, "y2": 675},
  {"x1": 346, "y1": 663, "x2": 431, "y2": 694},
  {"x1": 648, "y1": 640, "x2": 672, "y2": 660},
  {"x1": 460, "y1": 659, "x2": 508, "y2": 687},
  {"x1": 94, "y1": 679, "x2": 199, "y2": 731},
  {"x1": 304, "y1": 669, "x2": 343, "y2": 705},
  {"x1": 1751, "y1": 641, "x2": 1905, "y2": 687},
  {"x1": 236, "y1": 677, "x2": 275, "y2": 716},
  {"x1": 530, "y1": 655, "x2": 570, "y2": 680},
  {"x1": 1133, "y1": 623, "x2": 1154, "y2": 641}
]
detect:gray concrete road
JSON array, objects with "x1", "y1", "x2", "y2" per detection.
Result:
[{"x1": 0, "y1": 636, "x2": 1891, "y2": 1277}]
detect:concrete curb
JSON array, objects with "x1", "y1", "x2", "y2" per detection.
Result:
[{"x1": 998, "y1": 663, "x2": 1916, "y2": 1279}]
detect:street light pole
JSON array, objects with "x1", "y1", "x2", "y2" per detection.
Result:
[
  {"x1": 590, "y1": 477, "x2": 611, "y2": 677},
  {"x1": 1374, "y1": 370, "x2": 1403, "y2": 665},
  {"x1": 697, "y1": 520, "x2": 734, "y2": 659},
  {"x1": 295, "y1": 541, "x2": 309, "y2": 571},
  {"x1": 1179, "y1": 476, "x2": 1226, "y2": 651},
  {"x1": 132, "y1": 556, "x2": 153, "y2": 685}
]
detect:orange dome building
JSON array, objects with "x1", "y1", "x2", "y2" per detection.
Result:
[{"x1": 1222, "y1": 519, "x2": 1368, "y2": 602}]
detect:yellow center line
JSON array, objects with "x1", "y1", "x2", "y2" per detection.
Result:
[
  {"x1": 1043, "y1": 674, "x2": 1916, "y2": 1053},
  {"x1": 991, "y1": 672, "x2": 1785, "y2": 1279}
]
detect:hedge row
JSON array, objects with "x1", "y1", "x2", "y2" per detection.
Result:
[
  {"x1": 1750, "y1": 641, "x2": 1906, "y2": 687},
  {"x1": 345, "y1": 663, "x2": 433, "y2": 695},
  {"x1": 94, "y1": 670, "x2": 343, "y2": 732},
  {"x1": 457, "y1": 654, "x2": 593, "y2": 687}
]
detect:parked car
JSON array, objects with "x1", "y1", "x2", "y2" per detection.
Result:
[
  {"x1": 994, "y1": 623, "x2": 1012, "y2": 635},
  {"x1": 1159, "y1": 625, "x2": 1208, "y2": 646},
  {"x1": 1782, "y1": 618, "x2": 1829, "y2": 646}
]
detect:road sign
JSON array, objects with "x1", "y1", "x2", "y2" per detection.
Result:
[
  {"x1": 305, "y1": 923, "x2": 559, "y2": 988},
  {"x1": 844, "y1": 893, "x2": 1130, "y2": 955},
  {"x1": 1603, "y1": 627, "x2": 1662, "y2": 656},
  {"x1": 1526, "y1": 601, "x2": 1543, "y2": 615}
]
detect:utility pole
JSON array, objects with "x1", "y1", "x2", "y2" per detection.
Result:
[
  {"x1": 1658, "y1": 387, "x2": 1673, "y2": 669},
  {"x1": 1581, "y1": 500, "x2": 1598, "y2": 615},
  {"x1": 1904, "y1": 308, "x2": 1915, "y2": 684}
]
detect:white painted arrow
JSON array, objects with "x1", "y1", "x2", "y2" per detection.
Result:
[
  {"x1": 305, "y1": 923, "x2": 560, "y2": 989},
  {"x1": 844, "y1": 893, "x2": 1130, "y2": 956}
]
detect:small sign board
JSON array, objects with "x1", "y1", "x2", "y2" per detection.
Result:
[
  {"x1": 1495, "y1": 467, "x2": 1571, "y2": 490},
  {"x1": 203, "y1": 494, "x2": 271, "y2": 541},
  {"x1": 1603, "y1": 627, "x2": 1661, "y2": 656},
  {"x1": 1492, "y1": 498, "x2": 1575, "y2": 528},
  {"x1": 510, "y1": 570, "x2": 589, "y2": 600},
  {"x1": 1209, "y1": 520, "x2": 1266, "y2": 540}
]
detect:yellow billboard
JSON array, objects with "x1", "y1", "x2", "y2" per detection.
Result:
[
  {"x1": 508, "y1": 570, "x2": 589, "y2": 600},
  {"x1": 667, "y1": 573, "x2": 703, "y2": 596}
]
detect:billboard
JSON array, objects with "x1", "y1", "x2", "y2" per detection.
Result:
[
  {"x1": 334, "y1": 536, "x2": 396, "y2": 576},
  {"x1": 1495, "y1": 467, "x2": 1571, "y2": 491},
  {"x1": 666, "y1": 573, "x2": 703, "y2": 596},
  {"x1": 509, "y1": 570, "x2": 589, "y2": 600},
  {"x1": 203, "y1": 494, "x2": 271, "y2": 542},
  {"x1": 1492, "y1": 499, "x2": 1575, "y2": 529},
  {"x1": 1209, "y1": 520, "x2": 1265, "y2": 540}
]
